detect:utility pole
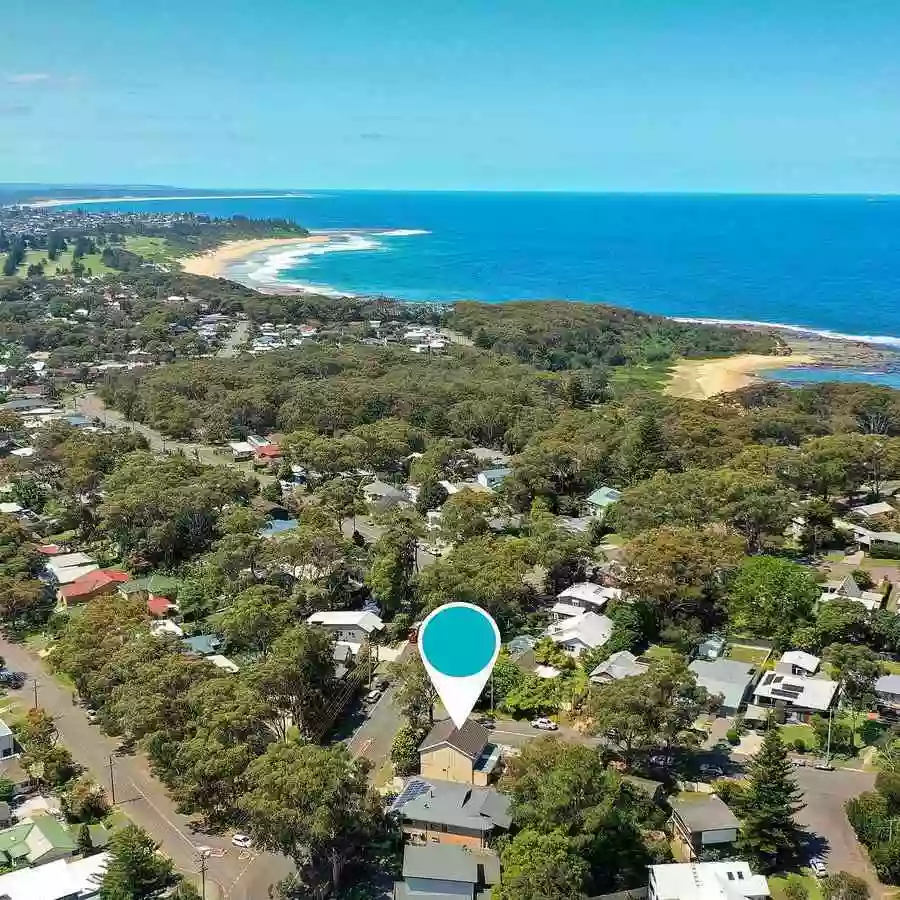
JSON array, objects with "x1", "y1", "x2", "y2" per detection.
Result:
[
  {"x1": 197, "y1": 850, "x2": 209, "y2": 900},
  {"x1": 490, "y1": 672, "x2": 495, "y2": 712},
  {"x1": 824, "y1": 707, "x2": 834, "y2": 767},
  {"x1": 107, "y1": 755, "x2": 116, "y2": 805},
  {"x1": 31, "y1": 678, "x2": 38, "y2": 710}
]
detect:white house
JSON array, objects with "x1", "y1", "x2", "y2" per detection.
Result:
[
  {"x1": 0, "y1": 719, "x2": 14, "y2": 759},
  {"x1": 875, "y1": 674, "x2": 900, "y2": 712},
  {"x1": 45, "y1": 552, "x2": 99, "y2": 585},
  {"x1": 754, "y1": 670, "x2": 838, "y2": 722},
  {"x1": 228, "y1": 441, "x2": 254, "y2": 461},
  {"x1": 475, "y1": 468, "x2": 511, "y2": 490},
  {"x1": 589, "y1": 650, "x2": 649, "y2": 684},
  {"x1": 852, "y1": 501, "x2": 895, "y2": 519},
  {"x1": 554, "y1": 582, "x2": 621, "y2": 617},
  {"x1": 779, "y1": 650, "x2": 820, "y2": 676},
  {"x1": 650, "y1": 861, "x2": 770, "y2": 900},
  {"x1": 307, "y1": 610, "x2": 385, "y2": 643},
  {"x1": 820, "y1": 573, "x2": 884, "y2": 612},
  {"x1": 0, "y1": 852, "x2": 109, "y2": 900},
  {"x1": 545, "y1": 611, "x2": 613, "y2": 656}
]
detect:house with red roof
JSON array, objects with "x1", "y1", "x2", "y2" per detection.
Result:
[
  {"x1": 58, "y1": 570, "x2": 129, "y2": 607},
  {"x1": 147, "y1": 595, "x2": 176, "y2": 618},
  {"x1": 254, "y1": 443, "x2": 282, "y2": 462}
]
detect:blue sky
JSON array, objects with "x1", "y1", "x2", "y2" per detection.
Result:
[{"x1": 2, "y1": 0, "x2": 899, "y2": 192}]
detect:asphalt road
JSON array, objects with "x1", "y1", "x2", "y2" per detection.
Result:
[
  {"x1": 0, "y1": 634, "x2": 292, "y2": 900},
  {"x1": 216, "y1": 320, "x2": 250, "y2": 358}
]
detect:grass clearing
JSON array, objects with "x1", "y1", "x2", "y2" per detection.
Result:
[
  {"x1": 610, "y1": 362, "x2": 674, "y2": 395},
  {"x1": 770, "y1": 872, "x2": 822, "y2": 900},
  {"x1": 727, "y1": 644, "x2": 770, "y2": 665},
  {"x1": 779, "y1": 723, "x2": 817, "y2": 750},
  {"x1": 1, "y1": 248, "x2": 114, "y2": 277},
  {"x1": 123, "y1": 236, "x2": 178, "y2": 263}
]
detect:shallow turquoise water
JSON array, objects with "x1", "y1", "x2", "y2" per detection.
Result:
[{"x1": 763, "y1": 366, "x2": 900, "y2": 389}]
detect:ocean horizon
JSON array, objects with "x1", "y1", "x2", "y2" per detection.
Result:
[{"x1": 78, "y1": 191, "x2": 900, "y2": 347}]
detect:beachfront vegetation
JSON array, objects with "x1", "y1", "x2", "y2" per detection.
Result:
[{"x1": 450, "y1": 299, "x2": 781, "y2": 368}]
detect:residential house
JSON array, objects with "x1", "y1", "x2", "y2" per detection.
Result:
[
  {"x1": 206, "y1": 655, "x2": 240, "y2": 673},
  {"x1": 585, "y1": 485, "x2": 622, "y2": 519},
  {"x1": 391, "y1": 777, "x2": 511, "y2": 849},
  {"x1": 475, "y1": 468, "x2": 511, "y2": 490},
  {"x1": 58, "y1": 569, "x2": 129, "y2": 607},
  {"x1": 670, "y1": 795, "x2": 741, "y2": 861},
  {"x1": 875, "y1": 674, "x2": 900, "y2": 714},
  {"x1": 649, "y1": 861, "x2": 770, "y2": 900},
  {"x1": 146, "y1": 595, "x2": 175, "y2": 618},
  {"x1": 393, "y1": 844, "x2": 499, "y2": 900},
  {"x1": 837, "y1": 520, "x2": 900, "y2": 557},
  {"x1": 590, "y1": 650, "x2": 649, "y2": 684},
  {"x1": 820, "y1": 573, "x2": 884, "y2": 612},
  {"x1": 0, "y1": 803, "x2": 10, "y2": 828},
  {"x1": 0, "y1": 851, "x2": 109, "y2": 900},
  {"x1": 852, "y1": 501, "x2": 896, "y2": 519},
  {"x1": 689, "y1": 659, "x2": 755, "y2": 717},
  {"x1": 44, "y1": 553, "x2": 98, "y2": 586},
  {"x1": 551, "y1": 582, "x2": 621, "y2": 621},
  {"x1": 362, "y1": 480, "x2": 411, "y2": 512},
  {"x1": 545, "y1": 611, "x2": 613, "y2": 656},
  {"x1": 624, "y1": 774, "x2": 666, "y2": 804},
  {"x1": 254, "y1": 443, "x2": 282, "y2": 463},
  {"x1": 0, "y1": 720, "x2": 14, "y2": 759},
  {"x1": 150, "y1": 619, "x2": 184, "y2": 638},
  {"x1": 0, "y1": 758, "x2": 31, "y2": 797},
  {"x1": 779, "y1": 650, "x2": 820, "y2": 676},
  {"x1": 228, "y1": 441, "x2": 254, "y2": 461},
  {"x1": 182, "y1": 634, "x2": 222, "y2": 657},
  {"x1": 0, "y1": 815, "x2": 77, "y2": 867},
  {"x1": 306, "y1": 610, "x2": 384, "y2": 644},
  {"x1": 753, "y1": 671, "x2": 839, "y2": 722},
  {"x1": 118, "y1": 575, "x2": 180, "y2": 606},
  {"x1": 418, "y1": 719, "x2": 500, "y2": 787}
]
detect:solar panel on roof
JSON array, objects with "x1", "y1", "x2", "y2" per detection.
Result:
[{"x1": 391, "y1": 778, "x2": 432, "y2": 812}]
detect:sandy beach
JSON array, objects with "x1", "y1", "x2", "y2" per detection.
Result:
[
  {"x1": 179, "y1": 235, "x2": 329, "y2": 278},
  {"x1": 666, "y1": 353, "x2": 817, "y2": 399}
]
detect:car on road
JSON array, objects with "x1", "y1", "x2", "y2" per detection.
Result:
[
  {"x1": 699, "y1": 764, "x2": 725, "y2": 778},
  {"x1": 364, "y1": 689, "x2": 383, "y2": 704},
  {"x1": 231, "y1": 833, "x2": 253, "y2": 848},
  {"x1": 530, "y1": 717, "x2": 558, "y2": 731},
  {"x1": 476, "y1": 716, "x2": 496, "y2": 730},
  {"x1": 809, "y1": 857, "x2": 827, "y2": 877}
]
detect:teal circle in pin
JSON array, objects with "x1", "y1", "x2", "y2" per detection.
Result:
[{"x1": 420, "y1": 604, "x2": 498, "y2": 677}]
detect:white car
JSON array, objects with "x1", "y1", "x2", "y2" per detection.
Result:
[
  {"x1": 364, "y1": 689, "x2": 383, "y2": 704},
  {"x1": 530, "y1": 717, "x2": 559, "y2": 731},
  {"x1": 809, "y1": 857, "x2": 827, "y2": 878},
  {"x1": 232, "y1": 833, "x2": 253, "y2": 849}
]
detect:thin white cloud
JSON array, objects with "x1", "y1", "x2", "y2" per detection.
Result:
[{"x1": 6, "y1": 73, "x2": 51, "y2": 84}]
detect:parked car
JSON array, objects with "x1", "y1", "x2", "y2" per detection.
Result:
[
  {"x1": 364, "y1": 689, "x2": 383, "y2": 704},
  {"x1": 231, "y1": 833, "x2": 253, "y2": 848},
  {"x1": 530, "y1": 717, "x2": 558, "y2": 731},
  {"x1": 810, "y1": 857, "x2": 827, "y2": 877},
  {"x1": 699, "y1": 764, "x2": 724, "y2": 778},
  {"x1": 0, "y1": 670, "x2": 25, "y2": 689},
  {"x1": 477, "y1": 716, "x2": 496, "y2": 730}
]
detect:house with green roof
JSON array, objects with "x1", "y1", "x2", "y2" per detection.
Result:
[
  {"x1": 0, "y1": 814, "x2": 76, "y2": 867},
  {"x1": 118, "y1": 574, "x2": 181, "y2": 604},
  {"x1": 585, "y1": 485, "x2": 622, "y2": 519}
]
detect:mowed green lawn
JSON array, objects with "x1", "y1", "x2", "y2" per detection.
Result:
[
  {"x1": 0, "y1": 248, "x2": 114, "y2": 277},
  {"x1": 123, "y1": 236, "x2": 178, "y2": 262}
]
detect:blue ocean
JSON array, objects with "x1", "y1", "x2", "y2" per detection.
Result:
[{"x1": 79, "y1": 191, "x2": 900, "y2": 344}]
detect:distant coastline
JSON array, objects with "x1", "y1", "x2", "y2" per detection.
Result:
[
  {"x1": 179, "y1": 236, "x2": 331, "y2": 279},
  {"x1": 24, "y1": 193, "x2": 312, "y2": 209}
]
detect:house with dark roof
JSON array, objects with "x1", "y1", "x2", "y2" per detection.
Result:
[
  {"x1": 418, "y1": 720, "x2": 500, "y2": 787},
  {"x1": 393, "y1": 844, "x2": 499, "y2": 900},
  {"x1": 391, "y1": 778, "x2": 511, "y2": 849},
  {"x1": 670, "y1": 795, "x2": 740, "y2": 861}
]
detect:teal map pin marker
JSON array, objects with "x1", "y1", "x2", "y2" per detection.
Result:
[{"x1": 419, "y1": 602, "x2": 500, "y2": 728}]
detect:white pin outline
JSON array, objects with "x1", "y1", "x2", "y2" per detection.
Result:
[{"x1": 418, "y1": 601, "x2": 501, "y2": 730}]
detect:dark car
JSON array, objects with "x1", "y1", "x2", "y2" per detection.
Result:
[{"x1": 0, "y1": 670, "x2": 25, "y2": 689}]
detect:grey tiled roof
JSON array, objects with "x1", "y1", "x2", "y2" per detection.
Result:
[{"x1": 419, "y1": 719, "x2": 489, "y2": 760}]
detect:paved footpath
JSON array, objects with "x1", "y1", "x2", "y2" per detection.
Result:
[{"x1": 0, "y1": 634, "x2": 292, "y2": 899}]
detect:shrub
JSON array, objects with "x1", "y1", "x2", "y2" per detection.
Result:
[
  {"x1": 783, "y1": 874, "x2": 810, "y2": 900},
  {"x1": 793, "y1": 738, "x2": 807, "y2": 753},
  {"x1": 726, "y1": 728, "x2": 741, "y2": 745}
]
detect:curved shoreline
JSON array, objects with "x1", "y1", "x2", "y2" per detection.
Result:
[
  {"x1": 179, "y1": 236, "x2": 330, "y2": 278},
  {"x1": 666, "y1": 354, "x2": 818, "y2": 399}
]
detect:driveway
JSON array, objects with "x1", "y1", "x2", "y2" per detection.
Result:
[
  {"x1": 0, "y1": 634, "x2": 292, "y2": 900},
  {"x1": 793, "y1": 766, "x2": 883, "y2": 894}
]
